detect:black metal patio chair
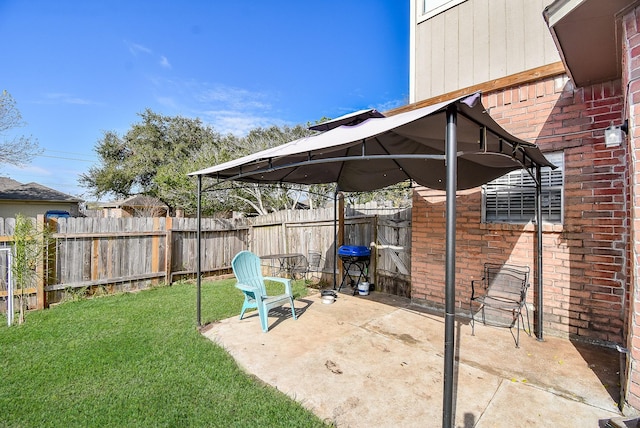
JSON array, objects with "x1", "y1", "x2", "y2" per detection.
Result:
[{"x1": 470, "y1": 263, "x2": 531, "y2": 347}]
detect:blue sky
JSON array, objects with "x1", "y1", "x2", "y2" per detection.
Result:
[{"x1": 0, "y1": 1, "x2": 409, "y2": 199}]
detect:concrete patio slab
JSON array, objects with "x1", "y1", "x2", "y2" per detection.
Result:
[
  {"x1": 201, "y1": 290, "x2": 622, "y2": 427},
  {"x1": 476, "y1": 380, "x2": 618, "y2": 427}
]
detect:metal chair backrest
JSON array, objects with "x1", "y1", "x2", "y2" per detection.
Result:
[
  {"x1": 308, "y1": 251, "x2": 322, "y2": 270},
  {"x1": 484, "y1": 263, "x2": 529, "y2": 301}
]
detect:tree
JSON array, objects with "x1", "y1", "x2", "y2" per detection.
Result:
[
  {"x1": 10, "y1": 214, "x2": 49, "y2": 325},
  {"x1": 0, "y1": 90, "x2": 41, "y2": 166},
  {"x1": 345, "y1": 182, "x2": 413, "y2": 208},
  {"x1": 225, "y1": 124, "x2": 316, "y2": 214},
  {"x1": 230, "y1": 122, "x2": 412, "y2": 212},
  {"x1": 81, "y1": 111, "x2": 320, "y2": 216},
  {"x1": 80, "y1": 109, "x2": 234, "y2": 211},
  {"x1": 81, "y1": 110, "x2": 411, "y2": 216},
  {"x1": 154, "y1": 140, "x2": 240, "y2": 216}
]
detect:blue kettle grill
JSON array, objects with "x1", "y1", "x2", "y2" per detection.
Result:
[{"x1": 337, "y1": 245, "x2": 371, "y2": 295}]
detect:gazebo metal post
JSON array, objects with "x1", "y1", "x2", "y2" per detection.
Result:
[
  {"x1": 443, "y1": 104, "x2": 457, "y2": 428},
  {"x1": 536, "y1": 166, "x2": 543, "y2": 340},
  {"x1": 333, "y1": 186, "x2": 339, "y2": 289},
  {"x1": 196, "y1": 174, "x2": 202, "y2": 327}
]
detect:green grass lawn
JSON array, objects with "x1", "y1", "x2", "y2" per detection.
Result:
[{"x1": 0, "y1": 279, "x2": 326, "y2": 427}]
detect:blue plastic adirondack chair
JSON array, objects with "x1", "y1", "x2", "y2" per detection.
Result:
[{"x1": 231, "y1": 250, "x2": 297, "y2": 332}]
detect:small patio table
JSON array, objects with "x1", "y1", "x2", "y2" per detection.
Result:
[{"x1": 259, "y1": 253, "x2": 305, "y2": 278}]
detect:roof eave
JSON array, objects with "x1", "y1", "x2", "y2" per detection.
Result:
[{"x1": 543, "y1": 0, "x2": 638, "y2": 87}]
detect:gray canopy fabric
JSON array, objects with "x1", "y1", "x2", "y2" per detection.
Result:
[
  {"x1": 190, "y1": 92, "x2": 552, "y2": 428},
  {"x1": 189, "y1": 93, "x2": 554, "y2": 190}
]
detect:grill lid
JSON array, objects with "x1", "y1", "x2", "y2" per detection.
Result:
[{"x1": 338, "y1": 245, "x2": 371, "y2": 257}]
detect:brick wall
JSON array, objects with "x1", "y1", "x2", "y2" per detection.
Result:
[
  {"x1": 411, "y1": 74, "x2": 627, "y2": 344},
  {"x1": 623, "y1": 4, "x2": 640, "y2": 413}
]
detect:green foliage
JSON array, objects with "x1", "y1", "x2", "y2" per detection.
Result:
[
  {"x1": 306, "y1": 184, "x2": 336, "y2": 209},
  {"x1": 81, "y1": 130, "x2": 135, "y2": 197},
  {"x1": 345, "y1": 181, "x2": 413, "y2": 208},
  {"x1": 213, "y1": 124, "x2": 317, "y2": 215},
  {"x1": 61, "y1": 285, "x2": 90, "y2": 302},
  {"x1": 10, "y1": 214, "x2": 49, "y2": 324},
  {"x1": 0, "y1": 280, "x2": 324, "y2": 427},
  {"x1": 80, "y1": 109, "x2": 234, "y2": 206},
  {"x1": 81, "y1": 108, "x2": 412, "y2": 216},
  {"x1": 12, "y1": 215, "x2": 38, "y2": 289},
  {"x1": 242, "y1": 124, "x2": 312, "y2": 153},
  {"x1": 154, "y1": 134, "x2": 240, "y2": 216},
  {"x1": 81, "y1": 110, "x2": 321, "y2": 216}
]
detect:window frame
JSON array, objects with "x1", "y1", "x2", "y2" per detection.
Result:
[
  {"x1": 481, "y1": 152, "x2": 564, "y2": 225},
  {"x1": 421, "y1": 0, "x2": 468, "y2": 20}
]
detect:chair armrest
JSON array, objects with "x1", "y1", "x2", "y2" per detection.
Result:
[
  {"x1": 263, "y1": 276, "x2": 294, "y2": 296},
  {"x1": 235, "y1": 282, "x2": 265, "y2": 300},
  {"x1": 470, "y1": 279, "x2": 479, "y2": 300},
  {"x1": 470, "y1": 274, "x2": 488, "y2": 301}
]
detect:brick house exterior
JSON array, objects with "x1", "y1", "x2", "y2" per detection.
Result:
[
  {"x1": 622, "y1": 4, "x2": 640, "y2": 413},
  {"x1": 406, "y1": 0, "x2": 640, "y2": 413},
  {"x1": 411, "y1": 75, "x2": 627, "y2": 344}
]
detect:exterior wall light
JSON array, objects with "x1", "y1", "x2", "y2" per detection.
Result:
[{"x1": 605, "y1": 120, "x2": 628, "y2": 148}]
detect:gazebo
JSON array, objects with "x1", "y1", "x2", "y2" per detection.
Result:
[{"x1": 189, "y1": 92, "x2": 555, "y2": 427}]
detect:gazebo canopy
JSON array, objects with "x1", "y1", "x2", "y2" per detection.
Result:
[
  {"x1": 189, "y1": 93, "x2": 554, "y2": 190},
  {"x1": 190, "y1": 92, "x2": 554, "y2": 428}
]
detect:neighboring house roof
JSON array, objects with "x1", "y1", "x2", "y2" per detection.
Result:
[
  {"x1": 100, "y1": 195, "x2": 167, "y2": 209},
  {"x1": 0, "y1": 179, "x2": 82, "y2": 203},
  {"x1": 0, "y1": 177, "x2": 24, "y2": 192}
]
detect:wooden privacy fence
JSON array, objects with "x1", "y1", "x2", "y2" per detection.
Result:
[{"x1": 0, "y1": 204, "x2": 411, "y2": 310}]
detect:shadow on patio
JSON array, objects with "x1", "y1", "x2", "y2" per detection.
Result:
[{"x1": 201, "y1": 289, "x2": 621, "y2": 427}]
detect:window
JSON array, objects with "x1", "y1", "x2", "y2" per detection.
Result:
[
  {"x1": 483, "y1": 152, "x2": 564, "y2": 224},
  {"x1": 422, "y1": 0, "x2": 467, "y2": 19}
]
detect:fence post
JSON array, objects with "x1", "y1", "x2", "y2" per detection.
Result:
[
  {"x1": 338, "y1": 193, "x2": 344, "y2": 281},
  {"x1": 165, "y1": 217, "x2": 173, "y2": 284},
  {"x1": 151, "y1": 217, "x2": 160, "y2": 286},
  {"x1": 372, "y1": 214, "x2": 378, "y2": 288},
  {"x1": 36, "y1": 214, "x2": 45, "y2": 310}
]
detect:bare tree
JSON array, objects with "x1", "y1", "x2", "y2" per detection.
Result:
[
  {"x1": 132, "y1": 204, "x2": 168, "y2": 218},
  {"x1": 0, "y1": 90, "x2": 41, "y2": 166}
]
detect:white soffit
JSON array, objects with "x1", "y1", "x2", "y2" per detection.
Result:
[{"x1": 544, "y1": 0, "x2": 639, "y2": 86}]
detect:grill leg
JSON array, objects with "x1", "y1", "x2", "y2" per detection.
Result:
[
  {"x1": 337, "y1": 256, "x2": 370, "y2": 294},
  {"x1": 337, "y1": 260, "x2": 353, "y2": 292}
]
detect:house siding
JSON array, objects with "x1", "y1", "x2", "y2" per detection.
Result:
[
  {"x1": 411, "y1": 74, "x2": 627, "y2": 344},
  {"x1": 0, "y1": 202, "x2": 79, "y2": 219},
  {"x1": 412, "y1": 0, "x2": 560, "y2": 101}
]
